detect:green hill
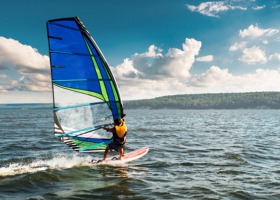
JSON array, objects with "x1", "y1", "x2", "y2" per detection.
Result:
[{"x1": 124, "y1": 92, "x2": 280, "y2": 109}]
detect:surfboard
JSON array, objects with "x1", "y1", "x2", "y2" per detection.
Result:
[{"x1": 90, "y1": 147, "x2": 149, "y2": 165}]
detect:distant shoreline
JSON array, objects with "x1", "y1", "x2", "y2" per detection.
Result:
[
  {"x1": 0, "y1": 103, "x2": 52, "y2": 110},
  {"x1": 1, "y1": 92, "x2": 279, "y2": 110},
  {"x1": 124, "y1": 92, "x2": 280, "y2": 110}
]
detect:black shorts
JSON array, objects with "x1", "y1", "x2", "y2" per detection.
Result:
[{"x1": 108, "y1": 141, "x2": 125, "y2": 151}]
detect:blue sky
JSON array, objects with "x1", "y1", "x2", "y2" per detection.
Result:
[{"x1": 1, "y1": 0, "x2": 280, "y2": 103}]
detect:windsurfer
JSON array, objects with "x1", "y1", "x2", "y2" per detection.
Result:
[{"x1": 101, "y1": 117, "x2": 127, "y2": 161}]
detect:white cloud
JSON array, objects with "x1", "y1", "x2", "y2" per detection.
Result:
[
  {"x1": 187, "y1": 2, "x2": 229, "y2": 17},
  {"x1": 0, "y1": 37, "x2": 49, "y2": 72},
  {"x1": 230, "y1": 25, "x2": 280, "y2": 66},
  {"x1": 140, "y1": 45, "x2": 163, "y2": 57},
  {"x1": 186, "y1": 1, "x2": 273, "y2": 18},
  {"x1": 111, "y1": 58, "x2": 141, "y2": 79},
  {"x1": 1, "y1": 36, "x2": 280, "y2": 102},
  {"x1": 118, "y1": 64, "x2": 280, "y2": 99},
  {"x1": 111, "y1": 38, "x2": 202, "y2": 99},
  {"x1": 186, "y1": 1, "x2": 246, "y2": 17},
  {"x1": 262, "y1": 40, "x2": 269, "y2": 45},
  {"x1": 229, "y1": 42, "x2": 247, "y2": 51},
  {"x1": 113, "y1": 38, "x2": 201, "y2": 80},
  {"x1": 240, "y1": 69, "x2": 280, "y2": 91},
  {"x1": 239, "y1": 46, "x2": 267, "y2": 64},
  {"x1": 0, "y1": 91, "x2": 52, "y2": 103},
  {"x1": 189, "y1": 66, "x2": 233, "y2": 87},
  {"x1": 0, "y1": 86, "x2": 6, "y2": 93},
  {"x1": 189, "y1": 66, "x2": 280, "y2": 93},
  {"x1": 269, "y1": 53, "x2": 280, "y2": 61},
  {"x1": 112, "y1": 38, "x2": 280, "y2": 100},
  {"x1": 240, "y1": 25, "x2": 279, "y2": 38},
  {"x1": 252, "y1": 5, "x2": 265, "y2": 10},
  {"x1": 0, "y1": 36, "x2": 50, "y2": 92},
  {"x1": 196, "y1": 55, "x2": 213, "y2": 62}
]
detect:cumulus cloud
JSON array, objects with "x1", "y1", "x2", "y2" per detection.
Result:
[
  {"x1": 0, "y1": 37, "x2": 49, "y2": 73},
  {"x1": 0, "y1": 36, "x2": 50, "y2": 92},
  {"x1": 189, "y1": 66, "x2": 233, "y2": 87},
  {"x1": 112, "y1": 37, "x2": 280, "y2": 100},
  {"x1": 1, "y1": 35, "x2": 280, "y2": 101},
  {"x1": 116, "y1": 63, "x2": 280, "y2": 100},
  {"x1": 239, "y1": 46, "x2": 267, "y2": 64},
  {"x1": 111, "y1": 38, "x2": 202, "y2": 99},
  {"x1": 239, "y1": 25, "x2": 279, "y2": 38},
  {"x1": 188, "y1": 66, "x2": 280, "y2": 93},
  {"x1": 229, "y1": 24, "x2": 280, "y2": 65},
  {"x1": 113, "y1": 38, "x2": 201, "y2": 81},
  {"x1": 186, "y1": 1, "x2": 246, "y2": 17},
  {"x1": 112, "y1": 58, "x2": 140, "y2": 79},
  {"x1": 240, "y1": 69, "x2": 280, "y2": 91}
]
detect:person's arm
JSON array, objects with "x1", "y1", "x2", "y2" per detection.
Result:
[
  {"x1": 123, "y1": 136, "x2": 126, "y2": 144},
  {"x1": 101, "y1": 126, "x2": 114, "y2": 133}
]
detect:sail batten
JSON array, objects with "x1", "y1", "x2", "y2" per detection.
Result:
[
  {"x1": 47, "y1": 17, "x2": 124, "y2": 153},
  {"x1": 52, "y1": 78, "x2": 112, "y2": 82},
  {"x1": 54, "y1": 101, "x2": 119, "y2": 111},
  {"x1": 55, "y1": 123, "x2": 111, "y2": 137},
  {"x1": 50, "y1": 50, "x2": 105, "y2": 57},
  {"x1": 48, "y1": 21, "x2": 82, "y2": 32}
]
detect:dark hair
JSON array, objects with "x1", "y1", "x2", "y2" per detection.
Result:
[{"x1": 114, "y1": 118, "x2": 122, "y2": 126}]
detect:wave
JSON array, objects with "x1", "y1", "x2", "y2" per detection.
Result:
[{"x1": 0, "y1": 153, "x2": 95, "y2": 177}]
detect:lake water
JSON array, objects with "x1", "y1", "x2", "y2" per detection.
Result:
[{"x1": 0, "y1": 106, "x2": 280, "y2": 199}]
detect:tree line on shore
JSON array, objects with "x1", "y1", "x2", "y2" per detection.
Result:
[{"x1": 123, "y1": 92, "x2": 280, "y2": 109}]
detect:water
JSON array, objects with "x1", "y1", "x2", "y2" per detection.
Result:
[{"x1": 0, "y1": 106, "x2": 280, "y2": 200}]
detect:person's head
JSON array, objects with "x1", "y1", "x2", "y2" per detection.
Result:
[{"x1": 114, "y1": 117, "x2": 123, "y2": 126}]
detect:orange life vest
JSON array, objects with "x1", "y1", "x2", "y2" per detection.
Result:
[{"x1": 115, "y1": 122, "x2": 127, "y2": 138}]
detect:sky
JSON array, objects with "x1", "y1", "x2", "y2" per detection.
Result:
[{"x1": 0, "y1": 0, "x2": 280, "y2": 103}]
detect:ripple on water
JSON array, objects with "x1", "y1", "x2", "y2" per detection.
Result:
[{"x1": 1, "y1": 109, "x2": 280, "y2": 199}]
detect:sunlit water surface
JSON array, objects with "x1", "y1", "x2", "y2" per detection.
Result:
[{"x1": 0, "y1": 107, "x2": 280, "y2": 199}]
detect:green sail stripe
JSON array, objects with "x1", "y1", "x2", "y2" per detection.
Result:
[
  {"x1": 105, "y1": 67, "x2": 119, "y2": 100},
  {"x1": 104, "y1": 66, "x2": 122, "y2": 117},
  {"x1": 83, "y1": 37, "x2": 109, "y2": 102},
  {"x1": 70, "y1": 138, "x2": 107, "y2": 150},
  {"x1": 103, "y1": 67, "x2": 118, "y2": 101},
  {"x1": 109, "y1": 76, "x2": 121, "y2": 117},
  {"x1": 54, "y1": 83, "x2": 104, "y2": 100}
]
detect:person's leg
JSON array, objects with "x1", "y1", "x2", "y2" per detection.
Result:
[
  {"x1": 103, "y1": 146, "x2": 110, "y2": 161},
  {"x1": 119, "y1": 148, "x2": 124, "y2": 160}
]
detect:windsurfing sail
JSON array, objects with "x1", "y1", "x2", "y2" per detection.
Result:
[{"x1": 46, "y1": 17, "x2": 124, "y2": 152}]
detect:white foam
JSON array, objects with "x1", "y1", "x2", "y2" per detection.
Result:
[{"x1": 0, "y1": 153, "x2": 95, "y2": 177}]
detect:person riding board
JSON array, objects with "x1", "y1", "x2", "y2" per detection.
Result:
[{"x1": 101, "y1": 117, "x2": 127, "y2": 161}]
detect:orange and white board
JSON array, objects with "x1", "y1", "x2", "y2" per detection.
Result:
[{"x1": 91, "y1": 147, "x2": 149, "y2": 165}]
